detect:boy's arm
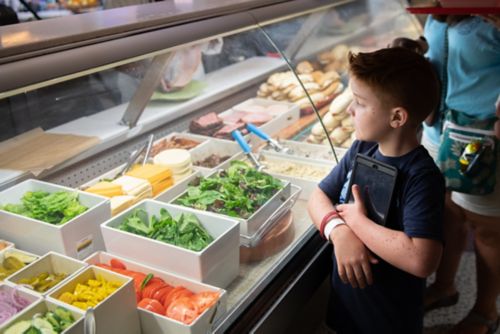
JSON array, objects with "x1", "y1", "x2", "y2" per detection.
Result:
[
  {"x1": 308, "y1": 187, "x2": 378, "y2": 288},
  {"x1": 337, "y1": 185, "x2": 443, "y2": 278}
]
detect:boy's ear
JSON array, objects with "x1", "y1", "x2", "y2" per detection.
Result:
[{"x1": 389, "y1": 107, "x2": 409, "y2": 129}]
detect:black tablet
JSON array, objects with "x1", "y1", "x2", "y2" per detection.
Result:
[{"x1": 346, "y1": 154, "x2": 398, "y2": 226}]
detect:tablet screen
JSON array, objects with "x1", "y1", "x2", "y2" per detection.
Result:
[{"x1": 347, "y1": 154, "x2": 398, "y2": 226}]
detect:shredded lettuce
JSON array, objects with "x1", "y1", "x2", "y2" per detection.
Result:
[{"x1": 1, "y1": 191, "x2": 88, "y2": 225}]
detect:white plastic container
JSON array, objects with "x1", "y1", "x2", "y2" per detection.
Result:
[
  {"x1": 85, "y1": 251, "x2": 227, "y2": 334},
  {"x1": 154, "y1": 171, "x2": 201, "y2": 203},
  {"x1": 231, "y1": 98, "x2": 300, "y2": 144},
  {"x1": 0, "y1": 283, "x2": 41, "y2": 328},
  {"x1": 258, "y1": 151, "x2": 333, "y2": 200},
  {"x1": 190, "y1": 139, "x2": 242, "y2": 175},
  {"x1": 7, "y1": 252, "x2": 87, "y2": 296},
  {"x1": 47, "y1": 265, "x2": 141, "y2": 334},
  {"x1": 261, "y1": 139, "x2": 346, "y2": 164},
  {"x1": 0, "y1": 179, "x2": 109, "y2": 259},
  {"x1": 0, "y1": 248, "x2": 40, "y2": 283},
  {"x1": 100, "y1": 200, "x2": 240, "y2": 288},
  {"x1": 0, "y1": 298, "x2": 84, "y2": 334},
  {"x1": 150, "y1": 132, "x2": 209, "y2": 158},
  {"x1": 0, "y1": 240, "x2": 14, "y2": 252}
]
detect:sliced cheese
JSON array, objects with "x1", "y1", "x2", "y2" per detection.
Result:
[
  {"x1": 85, "y1": 181, "x2": 124, "y2": 198},
  {"x1": 152, "y1": 177, "x2": 174, "y2": 196},
  {"x1": 126, "y1": 164, "x2": 172, "y2": 185},
  {"x1": 110, "y1": 195, "x2": 136, "y2": 216},
  {"x1": 153, "y1": 149, "x2": 191, "y2": 170},
  {"x1": 112, "y1": 175, "x2": 152, "y2": 198}
]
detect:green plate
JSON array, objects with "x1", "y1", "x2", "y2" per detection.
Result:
[{"x1": 150, "y1": 80, "x2": 207, "y2": 101}]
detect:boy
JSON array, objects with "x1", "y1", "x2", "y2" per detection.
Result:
[{"x1": 308, "y1": 47, "x2": 444, "y2": 334}]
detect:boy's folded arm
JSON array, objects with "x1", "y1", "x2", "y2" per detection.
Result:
[
  {"x1": 344, "y1": 216, "x2": 443, "y2": 278},
  {"x1": 307, "y1": 186, "x2": 338, "y2": 230}
]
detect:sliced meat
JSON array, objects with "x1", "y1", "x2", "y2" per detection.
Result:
[
  {"x1": 241, "y1": 113, "x2": 273, "y2": 126},
  {"x1": 213, "y1": 122, "x2": 246, "y2": 140},
  {"x1": 189, "y1": 112, "x2": 224, "y2": 135},
  {"x1": 219, "y1": 111, "x2": 246, "y2": 124}
]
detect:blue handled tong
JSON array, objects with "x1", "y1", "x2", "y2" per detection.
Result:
[
  {"x1": 231, "y1": 130, "x2": 264, "y2": 171},
  {"x1": 246, "y1": 123, "x2": 291, "y2": 154}
]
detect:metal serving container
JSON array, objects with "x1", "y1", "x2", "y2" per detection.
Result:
[{"x1": 168, "y1": 158, "x2": 301, "y2": 247}]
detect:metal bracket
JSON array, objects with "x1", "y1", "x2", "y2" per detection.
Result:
[{"x1": 120, "y1": 51, "x2": 175, "y2": 128}]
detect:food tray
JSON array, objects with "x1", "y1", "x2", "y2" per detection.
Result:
[
  {"x1": 0, "y1": 298, "x2": 84, "y2": 334},
  {"x1": 168, "y1": 159, "x2": 301, "y2": 247},
  {"x1": 260, "y1": 139, "x2": 346, "y2": 164},
  {"x1": 230, "y1": 98, "x2": 300, "y2": 145},
  {"x1": 0, "y1": 248, "x2": 39, "y2": 283},
  {"x1": 85, "y1": 251, "x2": 227, "y2": 334},
  {"x1": 100, "y1": 200, "x2": 240, "y2": 288},
  {"x1": 0, "y1": 179, "x2": 109, "y2": 259},
  {"x1": 0, "y1": 283, "x2": 41, "y2": 329},
  {"x1": 47, "y1": 265, "x2": 141, "y2": 334},
  {"x1": 188, "y1": 98, "x2": 300, "y2": 145},
  {"x1": 190, "y1": 138, "x2": 242, "y2": 176},
  {"x1": 79, "y1": 162, "x2": 195, "y2": 205},
  {"x1": 257, "y1": 150, "x2": 333, "y2": 200},
  {"x1": 149, "y1": 132, "x2": 210, "y2": 158},
  {"x1": 7, "y1": 251, "x2": 87, "y2": 296}
]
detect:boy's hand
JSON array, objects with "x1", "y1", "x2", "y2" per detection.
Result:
[
  {"x1": 336, "y1": 185, "x2": 368, "y2": 227},
  {"x1": 331, "y1": 225, "x2": 378, "y2": 289}
]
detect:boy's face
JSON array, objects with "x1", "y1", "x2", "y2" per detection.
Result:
[{"x1": 348, "y1": 76, "x2": 393, "y2": 142}]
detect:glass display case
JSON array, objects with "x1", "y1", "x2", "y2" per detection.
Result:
[{"x1": 0, "y1": 0, "x2": 422, "y2": 332}]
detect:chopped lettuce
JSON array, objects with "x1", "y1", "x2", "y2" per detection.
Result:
[
  {"x1": 1, "y1": 191, "x2": 88, "y2": 225},
  {"x1": 117, "y1": 208, "x2": 214, "y2": 251},
  {"x1": 174, "y1": 160, "x2": 283, "y2": 218}
]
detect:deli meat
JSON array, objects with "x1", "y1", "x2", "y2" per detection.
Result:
[
  {"x1": 241, "y1": 113, "x2": 272, "y2": 126},
  {"x1": 189, "y1": 112, "x2": 224, "y2": 136},
  {"x1": 213, "y1": 122, "x2": 247, "y2": 140}
]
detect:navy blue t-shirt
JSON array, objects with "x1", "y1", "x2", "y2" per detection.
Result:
[{"x1": 319, "y1": 140, "x2": 444, "y2": 334}]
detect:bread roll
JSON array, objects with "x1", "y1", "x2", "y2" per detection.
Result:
[
  {"x1": 330, "y1": 127, "x2": 350, "y2": 145},
  {"x1": 296, "y1": 61, "x2": 314, "y2": 74},
  {"x1": 329, "y1": 87, "x2": 353, "y2": 115}
]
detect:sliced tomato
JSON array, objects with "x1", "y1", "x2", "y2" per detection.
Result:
[
  {"x1": 166, "y1": 297, "x2": 199, "y2": 325},
  {"x1": 110, "y1": 258, "x2": 127, "y2": 270},
  {"x1": 142, "y1": 282, "x2": 167, "y2": 299},
  {"x1": 152, "y1": 285, "x2": 174, "y2": 305},
  {"x1": 191, "y1": 291, "x2": 220, "y2": 313},
  {"x1": 138, "y1": 298, "x2": 166, "y2": 315},
  {"x1": 146, "y1": 276, "x2": 166, "y2": 286},
  {"x1": 163, "y1": 287, "x2": 193, "y2": 310}
]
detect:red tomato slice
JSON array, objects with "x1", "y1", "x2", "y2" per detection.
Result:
[
  {"x1": 138, "y1": 298, "x2": 166, "y2": 315},
  {"x1": 166, "y1": 297, "x2": 199, "y2": 325},
  {"x1": 110, "y1": 258, "x2": 127, "y2": 270},
  {"x1": 191, "y1": 291, "x2": 220, "y2": 313},
  {"x1": 163, "y1": 287, "x2": 193, "y2": 310},
  {"x1": 152, "y1": 285, "x2": 174, "y2": 305},
  {"x1": 146, "y1": 277, "x2": 166, "y2": 286},
  {"x1": 142, "y1": 282, "x2": 166, "y2": 299}
]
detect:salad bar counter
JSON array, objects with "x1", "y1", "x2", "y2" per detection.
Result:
[{"x1": 0, "y1": 0, "x2": 423, "y2": 332}]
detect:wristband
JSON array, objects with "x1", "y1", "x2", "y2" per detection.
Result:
[
  {"x1": 319, "y1": 210, "x2": 339, "y2": 240},
  {"x1": 324, "y1": 218, "x2": 346, "y2": 243}
]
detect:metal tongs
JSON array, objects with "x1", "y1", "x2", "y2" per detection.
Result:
[
  {"x1": 231, "y1": 130, "x2": 264, "y2": 171},
  {"x1": 116, "y1": 134, "x2": 155, "y2": 177},
  {"x1": 246, "y1": 123, "x2": 291, "y2": 154}
]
